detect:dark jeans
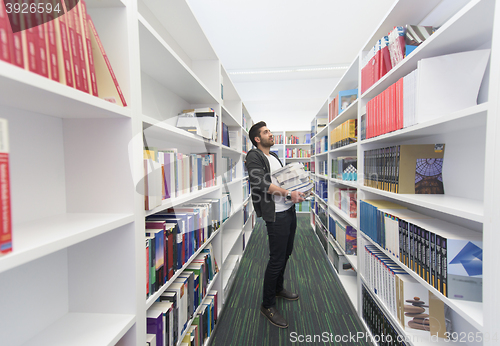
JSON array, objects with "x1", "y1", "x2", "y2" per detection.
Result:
[{"x1": 262, "y1": 206, "x2": 297, "y2": 308}]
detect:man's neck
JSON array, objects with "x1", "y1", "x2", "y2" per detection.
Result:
[{"x1": 258, "y1": 145, "x2": 270, "y2": 155}]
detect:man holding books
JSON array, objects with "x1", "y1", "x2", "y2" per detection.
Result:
[{"x1": 245, "y1": 121, "x2": 306, "y2": 328}]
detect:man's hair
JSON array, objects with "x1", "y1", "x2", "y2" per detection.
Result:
[{"x1": 249, "y1": 121, "x2": 267, "y2": 148}]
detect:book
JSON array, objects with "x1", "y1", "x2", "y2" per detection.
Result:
[
  {"x1": 78, "y1": 0, "x2": 98, "y2": 95},
  {"x1": 88, "y1": 15, "x2": 127, "y2": 106},
  {"x1": 147, "y1": 309, "x2": 164, "y2": 346},
  {"x1": 54, "y1": 1, "x2": 74, "y2": 87},
  {"x1": 415, "y1": 49, "x2": 490, "y2": 122},
  {"x1": 364, "y1": 144, "x2": 445, "y2": 194},
  {"x1": 338, "y1": 89, "x2": 358, "y2": 114},
  {"x1": 65, "y1": 4, "x2": 83, "y2": 90},
  {"x1": 0, "y1": 118, "x2": 11, "y2": 256}
]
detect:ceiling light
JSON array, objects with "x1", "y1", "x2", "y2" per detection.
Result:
[{"x1": 228, "y1": 65, "x2": 349, "y2": 75}]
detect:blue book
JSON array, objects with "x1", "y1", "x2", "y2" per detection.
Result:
[{"x1": 338, "y1": 88, "x2": 358, "y2": 114}]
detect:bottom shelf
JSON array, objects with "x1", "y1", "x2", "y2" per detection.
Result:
[{"x1": 23, "y1": 313, "x2": 135, "y2": 346}]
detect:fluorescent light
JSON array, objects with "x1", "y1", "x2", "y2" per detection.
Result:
[{"x1": 228, "y1": 65, "x2": 349, "y2": 75}]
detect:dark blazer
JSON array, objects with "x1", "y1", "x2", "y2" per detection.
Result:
[{"x1": 245, "y1": 148, "x2": 283, "y2": 222}]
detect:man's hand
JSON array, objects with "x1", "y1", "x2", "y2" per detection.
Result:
[{"x1": 290, "y1": 191, "x2": 306, "y2": 203}]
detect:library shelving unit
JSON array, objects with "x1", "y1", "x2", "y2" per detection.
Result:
[
  {"x1": 0, "y1": 0, "x2": 254, "y2": 345},
  {"x1": 310, "y1": 0, "x2": 499, "y2": 345}
]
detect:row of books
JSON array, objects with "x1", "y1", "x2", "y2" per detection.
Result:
[
  {"x1": 242, "y1": 133, "x2": 250, "y2": 153},
  {"x1": 331, "y1": 156, "x2": 357, "y2": 181},
  {"x1": 360, "y1": 200, "x2": 482, "y2": 302},
  {"x1": 243, "y1": 179, "x2": 250, "y2": 199},
  {"x1": 145, "y1": 202, "x2": 220, "y2": 297},
  {"x1": 295, "y1": 200, "x2": 310, "y2": 212},
  {"x1": 317, "y1": 160, "x2": 327, "y2": 177},
  {"x1": 176, "y1": 108, "x2": 218, "y2": 142},
  {"x1": 328, "y1": 214, "x2": 357, "y2": 255},
  {"x1": 285, "y1": 147, "x2": 310, "y2": 159},
  {"x1": 0, "y1": 118, "x2": 11, "y2": 256},
  {"x1": 147, "y1": 285, "x2": 218, "y2": 346},
  {"x1": 362, "y1": 49, "x2": 490, "y2": 141},
  {"x1": 362, "y1": 285, "x2": 409, "y2": 345},
  {"x1": 243, "y1": 202, "x2": 251, "y2": 225},
  {"x1": 363, "y1": 144, "x2": 445, "y2": 194},
  {"x1": 221, "y1": 122, "x2": 230, "y2": 147},
  {"x1": 328, "y1": 89, "x2": 358, "y2": 122},
  {"x1": 315, "y1": 135, "x2": 328, "y2": 154},
  {"x1": 302, "y1": 162, "x2": 311, "y2": 172},
  {"x1": 221, "y1": 156, "x2": 237, "y2": 183},
  {"x1": 315, "y1": 180, "x2": 327, "y2": 201},
  {"x1": 326, "y1": 233, "x2": 356, "y2": 276},
  {"x1": 360, "y1": 25, "x2": 434, "y2": 94},
  {"x1": 364, "y1": 245, "x2": 448, "y2": 338},
  {"x1": 143, "y1": 147, "x2": 216, "y2": 210},
  {"x1": 0, "y1": 0, "x2": 126, "y2": 105},
  {"x1": 330, "y1": 119, "x2": 357, "y2": 150},
  {"x1": 332, "y1": 186, "x2": 357, "y2": 219}
]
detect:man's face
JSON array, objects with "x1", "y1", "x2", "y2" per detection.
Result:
[{"x1": 258, "y1": 126, "x2": 274, "y2": 148}]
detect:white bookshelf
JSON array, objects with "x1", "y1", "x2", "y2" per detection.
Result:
[
  {"x1": 0, "y1": 0, "x2": 254, "y2": 345},
  {"x1": 310, "y1": 0, "x2": 497, "y2": 345}
]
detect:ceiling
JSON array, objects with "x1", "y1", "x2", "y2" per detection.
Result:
[{"x1": 186, "y1": 0, "x2": 396, "y2": 129}]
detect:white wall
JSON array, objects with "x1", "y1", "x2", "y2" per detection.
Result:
[{"x1": 234, "y1": 77, "x2": 339, "y2": 131}]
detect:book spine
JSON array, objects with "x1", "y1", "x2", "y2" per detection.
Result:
[
  {"x1": 44, "y1": 11, "x2": 60, "y2": 82},
  {"x1": 80, "y1": 1, "x2": 98, "y2": 95},
  {"x1": 430, "y1": 232, "x2": 436, "y2": 289},
  {"x1": 87, "y1": 16, "x2": 127, "y2": 105},
  {"x1": 56, "y1": 7, "x2": 74, "y2": 87},
  {"x1": 73, "y1": 2, "x2": 89, "y2": 93},
  {"x1": 66, "y1": 8, "x2": 83, "y2": 91},
  {"x1": 0, "y1": 0, "x2": 11, "y2": 63},
  {"x1": 34, "y1": 12, "x2": 49, "y2": 78}
]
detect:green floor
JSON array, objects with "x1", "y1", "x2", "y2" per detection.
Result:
[{"x1": 209, "y1": 213, "x2": 371, "y2": 346}]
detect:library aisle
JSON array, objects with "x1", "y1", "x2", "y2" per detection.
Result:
[{"x1": 209, "y1": 214, "x2": 370, "y2": 346}]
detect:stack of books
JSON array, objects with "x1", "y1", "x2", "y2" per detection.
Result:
[{"x1": 271, "y1": 162, "x2": 313, "y2": 202}]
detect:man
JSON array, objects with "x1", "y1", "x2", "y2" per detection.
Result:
[{"x1": 245, "y1": 121, "x2": 305, "y2": 328}]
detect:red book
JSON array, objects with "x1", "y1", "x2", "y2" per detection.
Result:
[
  {"x1": 33, "y1": 12, "x2": 49, "y2": 78},
  {"x1": 88, "y1": 15, "x2": 127, "y2": 106},
  {"x1": 66, "y1": 7, "x2": 83, "y2": 91},
  {"x1": 72, "y1": 3, "x2": 89, "y2": 93},
  {"x1": 44, "y1": 11, "x2": 60, "y2": 82},
  {"x1": 55, "y1": 6, "x2": 74, "y2": 87},
  {"x1": 9, "y1": 9, "x2": 24, "y2": 68},
  {"x1": 379, "y1": 37, "x2": 392, "y2": 80},
  {"x1": 79, "y1": 0, "x2": 98, "y2": 96},
  {"x1": 21, "y1": 11, "x2": 38, "y2": 74},
  {"x1": 0, "y1": 0, "x2": 11, "y2": 63},
  {"x1": 0, "y1": 118, "x2": 12, "y2": 256}
]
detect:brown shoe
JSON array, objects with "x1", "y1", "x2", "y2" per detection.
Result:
[
  {"x1": 276, "y1": 288, "x2": 299, "y2": 300},
  {"x1": 260, "y1": 304, "x2": 288, "y2": 328}
]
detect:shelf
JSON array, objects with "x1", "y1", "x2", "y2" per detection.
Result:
[
  {"x1": 138, "y1": 16, "x2": 217, "y2": 104},
  {"x1": 0, "y1": 213, "x2": 134, "y2": 274},
  {"x1": 361, "y1": 0, "x2": 494, "y2": 101},
  {"x1": 358, "y1": 185, "x2": 483, "y2": 223},
  {"x1": 22, "y1": 313, "x2": 135, "y2": 346},
  {"x1": 221, "y1": 145, "x2": 241, "y2": 155},
  {"x1": 330, "y1": 99, "x2": 358, "y2": 128},
  {"x1": 330, "y1": 142, "x2": 357, "y2": 153},
  {"x1": 146, "y1": 227, "x2": 222, "y2": 309},
  {"x1": 328, "y1": 234, "x2": 358, "y2": 272},
  {"x1": 0, "y1": 61, "x2": 131, "y2": 119},
  {"x1": 337, "y1": 274, "x2": 358, "y2": 311},
  {"x1": 361, "y1": 280, "x2": 458, "y2": 346},
  {"x1": 360, "y1": 103, "x2": 488, "y2": 146},
  {"x1": 145, "y1": 185, "x2": 220, "y2": 216},
  {"x1": 142, "y1": 114, "x2": 220, "y2": 149},
  {"x1": 222, "y1": 229, "x2": 243, "y2": 264},
  {"x1": 329, "y1": 178, "x2": 358, "y2": 189},
  {"x1": 360, "y1": 231, "x2": 483, "y2": 331},
  {"x1": 328, "y1": 204, "x2": 357, "y2": 230}
]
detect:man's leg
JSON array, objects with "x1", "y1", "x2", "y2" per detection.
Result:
[
  {"x1": 275, "y1": 207, "x2": 296, "y2": 294},
  {"x1": 262, "y1": 211, "x2": 291, "y2": 308}
]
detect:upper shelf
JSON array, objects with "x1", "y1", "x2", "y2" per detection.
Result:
[
  {"x1": 362, "y1": 0, "x2": 495, "y2": 100},
  {"x1": 138, "y1": 16, "x2": 218, "y2": 104},
  {"x1": 0, "y1": 62, "x2": 131, "y2": 119}
]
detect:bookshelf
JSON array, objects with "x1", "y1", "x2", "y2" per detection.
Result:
[
  {"x1": 0, "y1": 0, "x2": 254, "y2": 345},
  {"x1": 310, "y1": 0, "x2": 497, "y2": 345}
]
